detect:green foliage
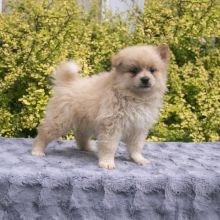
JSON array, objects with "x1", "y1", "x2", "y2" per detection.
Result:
[
  {"x1": 135, "y1": 0, "x2": 220, "y2": 141},
  {"x1": 0, "y1": 0, "x2": 219, "y2": 141}
]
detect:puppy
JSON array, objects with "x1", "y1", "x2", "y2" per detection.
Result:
[{"x1": 32, "y1": 44, "x2": 169, "y2": 169}]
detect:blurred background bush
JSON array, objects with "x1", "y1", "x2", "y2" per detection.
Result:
[{"x1": 0, "y1": 0, "x2": 219, "y2": 141}]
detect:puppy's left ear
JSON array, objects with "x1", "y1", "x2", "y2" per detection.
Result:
[
  {"x1": 157, "y1": 44, "x2": 170, "y2": 63},
  {"x1": 111, "y1": 54, "x2": 122, "y2": 68}
]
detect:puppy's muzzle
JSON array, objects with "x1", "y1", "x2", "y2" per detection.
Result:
[{"x1": 140, "y1": 77, "x2": 151, "y2": 88}]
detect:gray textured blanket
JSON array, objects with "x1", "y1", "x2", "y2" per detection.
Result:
[{"x1": 0, "y1": 138, "x2": 220, "y2": 220}]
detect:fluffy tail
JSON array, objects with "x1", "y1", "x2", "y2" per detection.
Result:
[{"x1": 53, "y1": 60, "x2": 80, "y2": 86}]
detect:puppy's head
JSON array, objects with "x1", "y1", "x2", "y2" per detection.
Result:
[{"x1": 112, "y1": 44, "x2": 169, "y2": 95}]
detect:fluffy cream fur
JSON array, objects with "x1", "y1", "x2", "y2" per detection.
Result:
[{"x1": 32, "y1": 44, "x2": 169, "y2": 169}]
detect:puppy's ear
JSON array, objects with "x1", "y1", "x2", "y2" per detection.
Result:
[
  {"x1": 157, "y1": 44, "x2": 170, "y2": 63},
  {"x1": 111, "y1": 54, "x2": 122, "y2": 68}
]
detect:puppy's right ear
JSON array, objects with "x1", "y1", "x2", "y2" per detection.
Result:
[
  {"x1": 157, "y1": 44, "x2": 170, "y2": 63},
  {"x1": 111, "y1": 54, "x2": 122, "y2": 68}
]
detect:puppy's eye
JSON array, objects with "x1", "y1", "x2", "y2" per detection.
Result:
[
  {"x1": 129, "y1": 67, "x2": 140, "y2": 75},
  {"x1": 149, "y1": 67, "x2": 157, "y2": 74}
]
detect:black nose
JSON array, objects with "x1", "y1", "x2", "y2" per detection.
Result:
[{"x1": 140, "y1": 77, "x2": 149, "y2": 85}]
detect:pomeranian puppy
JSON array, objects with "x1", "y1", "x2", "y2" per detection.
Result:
[{"x1": 32, "y1": 44, "x2": 169, "y2": 169}]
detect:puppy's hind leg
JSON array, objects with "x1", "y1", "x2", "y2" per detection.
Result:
[
  {"x1": 32, "y1": 117, "x2": 71, "y2": 156},
  {"x1": 32, "y1": 123, "x2": 58, "y2": 156},
  {"x1": 74, "y1": 130, "x2": 93, "y2": 152}
]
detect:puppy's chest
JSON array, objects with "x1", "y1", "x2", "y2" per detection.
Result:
[{"x1": 119, "y1": 99, "x2": 159, "y2": 128}]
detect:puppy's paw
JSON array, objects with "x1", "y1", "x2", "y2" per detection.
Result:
[
  {"x1": 99, "y1": 160, "x2": 116, "y2": 169},
  {"x1": 132, "y1": 154, "x2": 150, "y2": 165},
  {"x1": 32, "y1": 150, "x2": 45, "y2": 157}
]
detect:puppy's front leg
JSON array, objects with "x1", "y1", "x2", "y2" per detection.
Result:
[
  {"x1": 125, "y1": 131, "x2": 150, "y2": 165},
  {"x1": 97, "y1": 134, "x2": 119, "y2": 169}
]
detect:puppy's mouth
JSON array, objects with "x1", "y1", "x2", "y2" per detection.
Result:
[
  {"x1": 138, "y1": 83, "x2": 152, "y2": 90},
  {"x1": 139, "y1": 84, "x2": 151, "y2": 88}
]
